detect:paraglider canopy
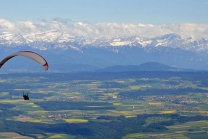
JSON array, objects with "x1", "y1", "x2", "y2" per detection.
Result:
[{"x1": 0, "y1": 51, "x2": 49, "y2": 71}]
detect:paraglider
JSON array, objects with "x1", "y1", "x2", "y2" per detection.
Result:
[
  {"x1": 0, "y1": 51, "x2": 49, "y2": 70},
  {"x1": 0, "y1": 51, "x2": 49, "y2": 100},
  {"x1": 23, "y1": 92, "x2": 29, "y2": 100}
]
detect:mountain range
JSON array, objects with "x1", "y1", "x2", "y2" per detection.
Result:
[{"x1": 0, "y1": 19, "x2": 208, "y2": 72}]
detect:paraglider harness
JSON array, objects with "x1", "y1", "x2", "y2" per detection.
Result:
[{"x1": 23, "y1": 92, "x2": 29, "y2": 100}]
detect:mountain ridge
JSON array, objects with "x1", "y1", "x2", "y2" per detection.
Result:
[
  {"x1": 96, "y1": 62, "x2": 186, "y2": 72},
  {"x1": 0, "y1": 19, "x2": 208, "y2": 52},
  {"x1": 0, "y1": 33, "x2": 208, "y2": 52}
]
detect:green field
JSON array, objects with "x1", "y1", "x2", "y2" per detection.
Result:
[{"x1": 0, "y1": 72, "x2": 208, "y2": 138}]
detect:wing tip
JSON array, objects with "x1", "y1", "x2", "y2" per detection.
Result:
[{"x1": 43, "y1": 63, "x2": 49, "y2": 71}]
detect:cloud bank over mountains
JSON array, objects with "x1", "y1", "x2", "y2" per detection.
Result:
[{"x1": 0, "y1": 19, "x2": 208, "y2": 40}]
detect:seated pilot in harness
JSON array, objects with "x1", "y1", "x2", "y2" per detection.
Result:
[{"x1": 23, "y1": 92, "x2": 29, "y2": 100}]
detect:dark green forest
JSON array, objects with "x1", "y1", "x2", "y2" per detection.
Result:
[{"x1": 1, "y1": 113, "x2": 208, "y2": 139}]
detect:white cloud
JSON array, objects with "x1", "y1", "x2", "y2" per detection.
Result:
[{"x1": 0, "y1": 19, "x2": 208, "y2": 39}]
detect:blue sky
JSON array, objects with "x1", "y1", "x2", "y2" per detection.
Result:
[{"x1": 0, "y1": 0, "x2": 208, "y2": 25}]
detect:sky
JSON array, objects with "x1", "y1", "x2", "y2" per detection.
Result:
[{"x1": 0, "y1": 0, "x2": 208, "y2": 25}]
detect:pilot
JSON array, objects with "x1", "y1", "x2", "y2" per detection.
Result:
[{"x1": 23, "y1": 92, "x2": 29, "y2": 100}]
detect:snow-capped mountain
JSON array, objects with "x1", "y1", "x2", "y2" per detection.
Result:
[
  {"x1": 1, "y1": 19, "x2": 208, "y2": 72},
  {"x1": 0, "y1": 31, "x2": 208, "y2": 52},
  {"x1": 0, "y1": 19, "x2": 208, "y2": 51}
]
